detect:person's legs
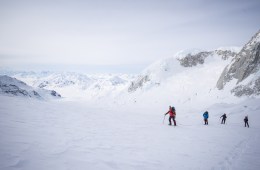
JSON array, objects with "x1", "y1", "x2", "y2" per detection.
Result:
[
  {"x1": 173, "y1": 116, "x2": 176, "y2": 126},
  {"x1": 169, "y1": 116, "x2": 172, "y2": 125},
  {"x1": 246, "y1": 121, "x2": 249, "y2": 128},
  {"x1": 223, "y1": 118, "x2": 226, "y2": 124}
]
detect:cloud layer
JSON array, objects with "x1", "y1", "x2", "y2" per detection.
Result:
[{"x1": 1, "y1": 0, "x2": 260, "y2": 72}]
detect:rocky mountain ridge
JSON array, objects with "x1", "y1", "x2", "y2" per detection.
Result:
[
  {"x1": 216, "y1": 30, "x2": 260, "y2": 96},
  {"x1": 0, "y1": 75, "x2": 61, "y2": 99},
  {"x1": 177, "y1": 49, "x2": 237, "y2": 67}
]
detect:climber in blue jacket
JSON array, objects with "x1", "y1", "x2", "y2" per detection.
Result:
[{"x1": 203, "y1": 111, "x2": 209, "y2": 125}]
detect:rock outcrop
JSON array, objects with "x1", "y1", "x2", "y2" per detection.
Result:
[
  {"x1": 177, "y1": 49, "x2": 237, "y2": 67},
  {"x1": 128, "y1": 75, "x2": 150, "y2": 92},
  {"x1": 0, "y1": 75, "x2": 61, "y2": 99},
  {"x1": 216, "y1": 30, "x2": 260, "y2": 95}
]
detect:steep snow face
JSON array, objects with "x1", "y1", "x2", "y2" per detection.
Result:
[
  {"x1": 128, "y1": 48, "x2": 237, "y2": 93},
  {"x1": 1, "y1": 71, "x2": 136, "y2": 100},
  {"x1": 128, "y1": 57, "x2": 184, "y2": 92},
  {"x1": 0, "y1": 75, "x2": 61, "y2": 99},
  {"x1": 217, "y1": 30, "x2": 260, "y2": 97},
  {"x1": 126, "y1": 49, "x2": 240, "y2": 110}
]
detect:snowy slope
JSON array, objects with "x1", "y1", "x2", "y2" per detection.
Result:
[
  {"x1": 128, "y1": 47, "x2": 238, "y2": 92},
  {"x1": 0, "y1": 75, "x2": 61, "y2": 99},
  {"x1": 126, "y1": 31, "x2": 260, "y2": 110},
  {"x1": 125, "y1": 47, "x2": 243, "y2": 112},
  {"x1": 0, "y1": 95, "x2": 259, "y2": 170}
]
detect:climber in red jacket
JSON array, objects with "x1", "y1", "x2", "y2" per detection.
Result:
[{"x1": 165, "y1": 106, "x2": 176, "y2": 126}]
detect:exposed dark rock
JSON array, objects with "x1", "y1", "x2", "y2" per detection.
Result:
[
  {"x1": 38, "y1": 81, "x2": 49, "y2": 88},
  {"x1": 128, "y1": 75, "x2": 150, "y2": 92},
  {"x1": 0, "y1": 84, "x2": 31, "y2": 97},
  {"x1": 178, "y1": 49, "x2": 237, "y2": 67},
  {"x1": 216, "y1": 30, "x2": 260, "y2": 91},
  {"x1": 231, "y1": 78, "x2": 260, "y2": 96},
  {"x1": 214, "y1": 50, "x2": 237, "y2": 60},
  {"x1": 177, "y1": 52, "x2": 211, "y2": 67},
  {"x1": 51, "y1": 90, "x2": 61, "y2": 97}
]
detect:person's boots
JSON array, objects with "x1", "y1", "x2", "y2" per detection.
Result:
[{"x1": 174, "y1": 120, "x2": 176, "y2": 126}]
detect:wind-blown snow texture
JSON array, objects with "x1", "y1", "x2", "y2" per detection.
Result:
[{"x1": 1, "y1": 30, "x2": 260, "y2": 170}]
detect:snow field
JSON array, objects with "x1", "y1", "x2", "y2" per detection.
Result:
[{"x1": 0, "y1": 96, "x2": 259, "y2": 170}]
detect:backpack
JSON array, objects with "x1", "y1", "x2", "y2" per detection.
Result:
[
  {"x1": 203, "y1": 112, "x2": 208, "y2": 118},
  {"x1": 171, "y1": 106, "x2": 176, "y2": 115}
]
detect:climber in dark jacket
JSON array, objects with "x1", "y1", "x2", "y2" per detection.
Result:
[
  {"x1": 244, "y1": 116, "x2": 249, "y2": 128},
  {"x1": 220, "y1": 113, "x2": 227, "y2": 124}
]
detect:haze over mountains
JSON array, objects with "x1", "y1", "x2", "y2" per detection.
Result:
[{"x1": 1, "y1": 30, "x2": 260, "y2": 105}]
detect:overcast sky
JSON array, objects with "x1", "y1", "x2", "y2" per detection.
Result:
[{"x1": 0, "y1": 0, "x2": 260, "y2": 73}]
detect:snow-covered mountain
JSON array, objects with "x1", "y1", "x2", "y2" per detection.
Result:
[
  {"x1": 0, "y1": 71, "x2": 136, "y2": 100},
  {"x1": 123, "y1": 30, "x2": 260, "y2": 111},
  {"x1": 125, "y1": 49, "x2": 242, "y2": 110},
  {"x1": 129, "y1": 30, "x2": 260, "y2": 101},
  {"x1": 0, "y1": 75, "x2": 61, "y2": 99},
  {"x1": 128, "y1": 48, "x2": 239, "y2": 93},
  {"x1": 217, "y1": 30, "x2": 260, "y2": 96}
]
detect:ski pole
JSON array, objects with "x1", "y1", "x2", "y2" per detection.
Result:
[{"x1": 163, "y1": 114, "x2": 166, "y2": 124}]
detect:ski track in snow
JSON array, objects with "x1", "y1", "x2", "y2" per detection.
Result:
[{"x1": 0, "y1": 96, "x2": 260, "y2": 170}]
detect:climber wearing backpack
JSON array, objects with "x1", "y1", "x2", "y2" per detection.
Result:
[
  {"x1": 244, "y1": 116, "x2": 249, "y2": 128},
  {"x1": 203, "y1": 111, "x2": 209, "y2": 125},
  {"x1": 165, "y1": 106, "x2": 176, "y2": 126},
  {"x1": 220, "y1": 113, "x2": 227, "y2": 124}
]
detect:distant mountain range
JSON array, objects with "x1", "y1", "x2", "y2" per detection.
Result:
[
  {"x1": 0, "y1": 75, "x2": 61, "y2": 99},
  {"x1": 0, "y1": 71, "x2": 136, "y2": 100},
  {"x1": 0, "y1": 29, "x2": 259, "y2": 103}
]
